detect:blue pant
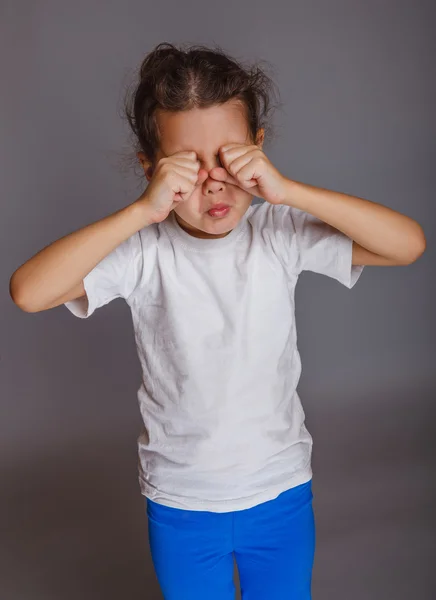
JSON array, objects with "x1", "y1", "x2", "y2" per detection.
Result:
[{"x1": 146, "y1": 479, "x2": 315, "y2": 599}]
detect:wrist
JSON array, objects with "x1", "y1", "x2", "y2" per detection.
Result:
[
  {"x1": 129, "y1": 196, "x2": 160, "y2": 227},
  {"x1": 279, "y1": 177, "x2": 296, "y2": 206},
  {"x1": 280, "y1": 178, "x2": 306, "y2": 211}
]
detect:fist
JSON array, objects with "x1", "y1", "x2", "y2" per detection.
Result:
[
  {"x1": 209, "y1": 144, "x2": 289, "y2": 205},
  {"x1": 137, "y1": 151, "x2": 208, "y2": 223}
]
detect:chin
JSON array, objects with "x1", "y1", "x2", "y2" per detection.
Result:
[
  {"x1": 175, "y1": 195, "x2": 254, "y2": 237},
  {"x1": 175, "y1": 206, "x2": 243, "y2": 238},
  {"x1": 202, "y1": 207, "x2": 242, "y2": 231}
]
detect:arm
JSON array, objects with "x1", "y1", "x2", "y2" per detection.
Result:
[
  {"x1": 9, "y1": 200, "x2": 155, "y2": 313},
  {"x1": 281, "y1": 179, "x2": 426, "y2": 266}
]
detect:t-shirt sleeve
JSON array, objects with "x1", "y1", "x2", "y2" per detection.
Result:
[
  {"x1": 269, "y1": 203, "x2": 364, "y2": 288},
  {"x1": 64, "y1": 230, "x2": 144, "y2": 318}
]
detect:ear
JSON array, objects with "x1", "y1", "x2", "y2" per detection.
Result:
[
  {"x1": 137, "y1": 152, "x2": 153, "y2": 181},
  {"x1": 255, "y1": 128, "x2": 265, "y2": 149}
]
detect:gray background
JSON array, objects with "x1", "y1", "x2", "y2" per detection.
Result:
[{"x1": 2, "y1": 1, "x2": 435, "y2": 598}]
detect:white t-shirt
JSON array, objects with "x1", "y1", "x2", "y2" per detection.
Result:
[{"x1": 65, "y1": 200, "x2": 364, "y2": 512}]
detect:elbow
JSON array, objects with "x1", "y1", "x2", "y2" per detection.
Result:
[
  {"x1": 9, "y1": 273, "x2": 21, "y2": 307},
  {"x1": 9, "y1": 273, "x2": 36, "y2": 312},
  {"x1": 404, "y1": 225, "x2": 427, "y2": 265}
]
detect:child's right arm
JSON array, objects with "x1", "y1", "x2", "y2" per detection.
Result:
[
  {"x1": 9, "y1": 200, "x2": 157, "y2": 313},
  {"x1": 9, "y1": 150, "x2": 202, "y2": 314}
]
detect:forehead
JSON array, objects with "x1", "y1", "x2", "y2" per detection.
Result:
[{"x1": 156, "y1": 100, "x2": 251, "y2": 155}]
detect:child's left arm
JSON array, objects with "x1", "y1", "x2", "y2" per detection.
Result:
[
  {"x1": 215, "y1": 143, "x2": 426, "y2": 267},
  {"x1": 279, "y1": 178, "x2": 426, "y2": 266}
]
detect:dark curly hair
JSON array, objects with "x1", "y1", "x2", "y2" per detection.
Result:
[{"x1": 122, "y1": 41, "x2": 281, "y2": 175}]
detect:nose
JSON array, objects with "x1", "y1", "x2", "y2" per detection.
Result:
[
  {"x1": 201, "y1": 154, "x2": 223, "y2": 171},
  {"x1": 197, "y1": 154, "x2": 225, "y2": 193},
  {"x1": 203, "y1": 174, "x2": 224, "y2": 194}
]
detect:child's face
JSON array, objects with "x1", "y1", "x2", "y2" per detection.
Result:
[{"x1": 139, "y1": 100, "x2": 263, "y2": 239}]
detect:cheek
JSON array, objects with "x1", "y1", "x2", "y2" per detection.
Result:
[{"x1": 173, "y1": 192, "x2": 204, "y2": 218}]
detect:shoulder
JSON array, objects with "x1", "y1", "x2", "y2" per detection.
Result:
[
  {"x1": 134, "y1": 221, "x2": 160, "y2": 255},
  {"x1": 247, "y1": 199, "x2": 279, "y2": 226},
  {"x1": 246, "y1": 200, "x2": 301, "y2": 236},
  {"x1": 244, "y1": 201, "x2": 301, "y2": 271}
]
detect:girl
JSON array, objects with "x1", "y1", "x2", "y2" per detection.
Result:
[{"x1": 10, "y1": 42, "x2": 426, "y2": 599}]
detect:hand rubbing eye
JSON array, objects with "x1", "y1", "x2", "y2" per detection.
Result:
[{"x1": 216, "y1": 154, "x2": 223, "y2": 168}]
